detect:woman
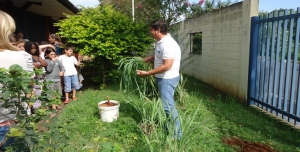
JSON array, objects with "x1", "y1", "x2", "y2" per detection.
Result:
[
  {"x1": 48, "y1": 34, "x2": 64, "y2": 56},
  {"x1": 0, "y1": 10, "x2": 33, "y2": 148}
]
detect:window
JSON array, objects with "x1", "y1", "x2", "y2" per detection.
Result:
[{"x1": 190, "y1": 32, "x2": 202, "y2": 54}]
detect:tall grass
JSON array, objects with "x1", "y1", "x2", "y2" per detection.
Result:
[
  {"x1": 48, "y1": 75, "x2": 300, "y2": 151},
  {"x1": 175, "y1": 73, "x2": 189, "y2": 104},
  {"x1": 119, "y1": 57, "x2": 158, "y2": 99},
  {"x1": 118, "y1": 56, "x2": 198, "y2": 151},
  {"x1": 126, "y1": 97, "x2": 203, "y2": 152}
]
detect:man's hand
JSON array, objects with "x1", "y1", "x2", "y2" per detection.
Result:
[
  {"x1": 144, "y1": 55, "x2": 154, "y2": 63},
  {"x1": 137, "y1": 70, "x2": 149, "y2": 77}
]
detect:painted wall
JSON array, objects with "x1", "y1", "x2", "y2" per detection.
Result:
[{"x1": 176, "y1": 0, "x2": 259, "y2": 102}]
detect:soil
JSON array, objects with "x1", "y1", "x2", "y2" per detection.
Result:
[
  {"x1": 99, "y1": 102, "x2": 118, "y2": 107},
  {"x1": 222, "y1": 136, "x2": 276, "y2": 152},
  {"x1": 140, "y1": 122, "x2": 157, "y2": 136},
  {"x1": 100, "y1": 96, "x2": 118, "y2": 107}
]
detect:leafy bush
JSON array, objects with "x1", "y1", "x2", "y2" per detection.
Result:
[
  {"x1": 55, "y1": 5, "x2": 154, "y2": 87},
  {"x1": 0, "y1": 65, "x2": 68, "y2": 151},
  {"x1": 192, "y1": 32, "x2": 202, "y2": 54}
]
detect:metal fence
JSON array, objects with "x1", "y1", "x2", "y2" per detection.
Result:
[{"x1": 248, "y1": 8, "x2": 300, "y2": 126}]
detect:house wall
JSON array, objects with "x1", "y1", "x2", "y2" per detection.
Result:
[
  {"x1": 177, "y1": 0, "x2": 258, "y2": 102},
  {"x1": 0, "y1": 3, "x2": 59, "y2": 43},
  {"x1": 15, "y1": 11, "x2": 52, "y2": 42}
]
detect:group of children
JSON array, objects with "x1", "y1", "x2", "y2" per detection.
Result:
[{"x1": 9, "y1": 33, "x2": 84, "y2": 105}]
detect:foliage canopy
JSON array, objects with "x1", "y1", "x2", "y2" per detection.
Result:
[{"x1": 55, "y1": 5, "x2": 154, "y2": 86}]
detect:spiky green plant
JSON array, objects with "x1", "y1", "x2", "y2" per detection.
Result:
[
  {"x1": 119, "y1": 57, "x2": 158, "y2": 99},
  {"x1": 126, "y1": 97, "x2": 202, "y2": 152},
  {"x1": 175, "y1": 73, "x2": 189, "y2": 104}
]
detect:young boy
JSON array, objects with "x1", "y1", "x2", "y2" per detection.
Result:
[{"x1": 58, "y1": 45, "x2": 81, "y2": 103}]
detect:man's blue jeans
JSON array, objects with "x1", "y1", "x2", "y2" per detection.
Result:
[{"x1": 156, "y1": 76, "x2": 182, "y2": 139}]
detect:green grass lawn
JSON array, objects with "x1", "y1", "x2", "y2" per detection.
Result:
[{"x1": 50, "y1": 75, "x2": 300, "y2": 151}]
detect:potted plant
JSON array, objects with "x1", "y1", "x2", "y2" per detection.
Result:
[{"x1": 98, "y1": 96, "x2": 120, "y2": 122}]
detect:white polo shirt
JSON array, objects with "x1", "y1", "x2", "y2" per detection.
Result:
[{"x1": 154, "y1": 34, "x2": 181, "y2": 79}]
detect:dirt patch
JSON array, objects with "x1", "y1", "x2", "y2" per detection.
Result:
[
  {"x1": 37, "y1": 102, "x2": 65, "y2": 131},
  {"x1": 140, "y1": 122, "x2": 157, "y2": 136},
  {"x1": 222, "y1": 136, "x2": 275, "y2": 152}
]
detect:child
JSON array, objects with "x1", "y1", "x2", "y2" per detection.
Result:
[
  {"x1": 24, "y1": 41, "x2": 48, "y2": 70},
  {"x1": 77, "y1": 67, "x2": 84, "y2": 90},
  {"x1": 8, "y1": 33, "x2": 18, "y2": 48},
  {"x1": 44, "y1": 47, "x2": 65, "y2": 108},
  {"x1": 17, "y1": 38, "x2": 25, "y2": 51},
  {"x1": 39, "y1": 43, "x2": 55, "y2": 59},
  {"x1": 58, "y1": 45, "x2": 81, "y2": 103},
  {"x1": 8, "y1": 33, "x2": 24, "y2": 51},
  {"x1": 24, "y1": 41, "x2": 48, "y2": 99}
]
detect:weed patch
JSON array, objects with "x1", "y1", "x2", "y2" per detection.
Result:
[{"x1": 46, "y1": 75, "x2": 300, "y2": 151}]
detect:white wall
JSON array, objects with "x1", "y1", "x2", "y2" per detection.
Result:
[{"x1": 176, "y1": 0, "x2": 259, "y2": 102}]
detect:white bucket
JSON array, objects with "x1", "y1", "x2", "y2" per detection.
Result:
[{"x1": 98, "y1": 100, "x2": 120, "y2": 122}]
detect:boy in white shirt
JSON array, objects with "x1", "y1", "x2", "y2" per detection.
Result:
[{"x1": 58, "y1": 45, "x2": 81, "y2": 103}]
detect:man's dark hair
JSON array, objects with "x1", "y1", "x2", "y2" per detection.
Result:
[
  {"x1": 149, "y1": 20, "x2": 168, "y2": 35},
  {"x1": 64, "y1": 45, "x2": 75, "y2": 51}
]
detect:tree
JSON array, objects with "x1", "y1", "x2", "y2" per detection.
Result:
[
  {"x1": 186, "y1": 0, "x2": 235, "y2": 19},
  {"x1": 101, "y1": 0, "x2": 236, "y2": 26},
  {"x1": 55, "y1": 5, "x2": 153, "y2": 87},
  {"x1": 100, "y1": 0, "x2": 190, "y2": 28},
  {"x1": 99, "y1": 0, "x2": 132, "y2": 17}
]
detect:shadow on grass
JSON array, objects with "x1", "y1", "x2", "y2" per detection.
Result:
[
  {"x1": 183, "y1": 74, "x2": 300, "y2": 150},
  {"x1": 119, "y1": 102, "x2": 142, "y2": 122}
]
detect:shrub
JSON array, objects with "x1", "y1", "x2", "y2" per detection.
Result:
[
  {"x1": 0, "y1": 65, "x2": 68, "y2": 151},
  {"x1": 55, "y1": 5, "x2": 154, "y2": 87}
]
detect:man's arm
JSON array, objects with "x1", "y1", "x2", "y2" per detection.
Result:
[
  {"x1": 137, "y1": 59, "x2": 173, "y2": 76},
  {"x1": 144, "y1": 55, "x2": 154, "y2": 63}
]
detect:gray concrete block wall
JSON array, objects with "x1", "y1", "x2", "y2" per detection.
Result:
[{"x1": 177, "y1": 0, "x2": 258, "y2": 102}]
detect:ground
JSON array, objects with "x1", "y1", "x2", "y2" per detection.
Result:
[{"x1": 222, "y1": 136, "x2": 276, "y2": 152}]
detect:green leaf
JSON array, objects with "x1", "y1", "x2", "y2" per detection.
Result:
[{"x1": 100, "y1": 142, "x2": 113, "y2": 151}]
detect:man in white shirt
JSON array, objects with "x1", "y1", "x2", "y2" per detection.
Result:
[{"x1": 137, "y1": 20, "x2": 182, "y2": 140}]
